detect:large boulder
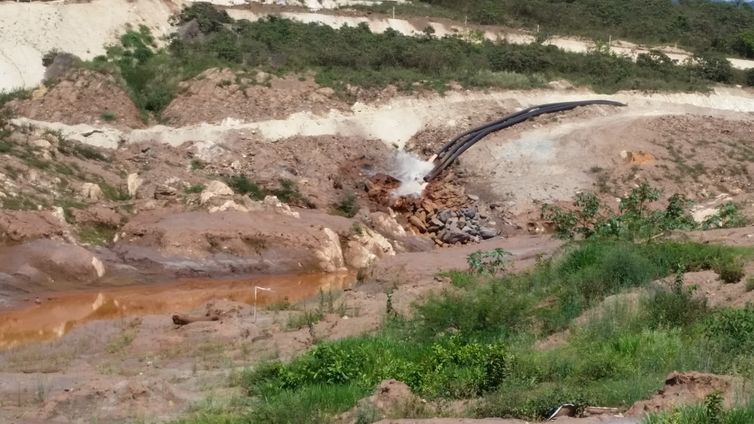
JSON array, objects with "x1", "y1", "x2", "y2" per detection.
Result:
[
  {"x1": 343, "y1": 227, "x2": 395, "y2": 269},
  {"x1": 80, "y1": 182, "x2": 104, "y2": 201},
  {"x1": 200, "y1": 180, "x2": 234, "y2": 205}
]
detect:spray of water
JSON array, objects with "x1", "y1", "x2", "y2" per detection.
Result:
[{"x1": 390, "y1": 151, "x2": 434, "y2": 197}]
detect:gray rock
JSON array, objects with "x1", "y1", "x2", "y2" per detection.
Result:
[
  {"x1": 441, "y1": 228, "x2": 472, "y2": 244},
  {"x1": 479, "y1": 226, "x2": 499, "y2": 240},
  {"x1": 461, "y1": 207, "x2": 477, "y2": 219},
  {"x1": 467, "y1": 194, "x2": 480, "y2": 201},
  {"x1": 437, "y1": 210, "x2": 452, "y2": 223}
]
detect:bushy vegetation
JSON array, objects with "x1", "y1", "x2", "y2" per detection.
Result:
[
  {"x1": 644, "y1": 392, "x2": 754, "y2": 424},
  {"x1": 176, "y1": 235, "x2": 753, "y2": 423},
  {"x1": 85, "y1": 3, "x2": 742, "y2": 118},
  {"x1": 542, "y1": 182, "x2": 746, "y2": 241},
  {"x1": 333, "y1": 192, "x2": 359, "y2": 218},
  {"x1": 366, "y1": 0, "x2": 754, "y2": 58},
  {"x1": 172, "y1": 178, "x2": 754, "y2": 423}
]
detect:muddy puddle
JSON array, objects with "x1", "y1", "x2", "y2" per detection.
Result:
[{"x1": 0, "y1": 272, "x2": 354, "y2": 349}]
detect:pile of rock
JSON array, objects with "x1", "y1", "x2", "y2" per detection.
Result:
[{"x1": 407, "y1": 199, "x2": 499, "y2": 246}]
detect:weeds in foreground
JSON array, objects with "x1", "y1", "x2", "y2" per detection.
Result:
[{"x1": 171, "y1": 237, "x2": 754, "y2": 424}]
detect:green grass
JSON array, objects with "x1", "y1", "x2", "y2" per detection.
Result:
[
  {"x1": 58, "y1": 139, "x2": 109, "y2": 162},
  {"x1": 0, "y1": 88, "x2": 32, "y2": 107},
  {"x1": 185, "y1": 183, "x2": 206, "y2": 194},
  {"x1": 99, "y1": 181, "x2": 131, "y2": 202},
  {"x1": 77, "y1": 224, "x2": 117, "y2": 246},
  {"x1": 333, "y1": 192, "x2": 358, "y2": 218},
  {"x1": 175, "y1": 238, "x2": 754, "y2": 424},
  {"x1": 357, "y1": 0, "x2": 754, "y2": 59},
  {"x1": 85, "y1": 5, "x2": 736, "y2": 117},
  {"x1": 100, "y1": 111, "x2": 117, "y2": 122}
]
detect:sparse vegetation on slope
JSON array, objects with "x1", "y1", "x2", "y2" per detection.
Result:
[
  {"x1": 83, "y1": 3, "x2": 740, "y2": 117},
  {"x1": 358, "y1": 0, "x2": 754, "y2": 58}
]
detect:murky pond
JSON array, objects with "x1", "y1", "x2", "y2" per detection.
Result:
[{"x1": 0, "y1": 272, "x2": 354, "y2": 349}]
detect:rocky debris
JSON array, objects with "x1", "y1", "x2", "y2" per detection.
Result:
[
  {"x1": 199, "y1": 180, "x2": 234, "y2": 205},
  {"x1": 80, "y1": 182, "x2": 104, "y2": 201},
  {"x1": 366, "y1": 173, "x2": 499, "y2": 246},
  {"x1": 262, "y1": 195, "x2": 300, "y2": 218},
  {"x1": 407, "y1": 203, "x2": 499, "y2": 246},
  {"x1": 208, "y1": 200, "x2": 249, "y2": 214}
]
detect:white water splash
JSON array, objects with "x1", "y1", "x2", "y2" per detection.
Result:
[{"x1": 390, "y1": 151, "x2": 434, "y2": 197}]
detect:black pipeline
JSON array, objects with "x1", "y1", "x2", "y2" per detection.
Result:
[{"x1": 424, "y1": 100, "x2": 626, "y2": 182}]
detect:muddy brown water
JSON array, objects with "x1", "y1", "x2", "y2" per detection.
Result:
[{"x1": 0, "y1": 272, "x2": 354, "y2": 349}]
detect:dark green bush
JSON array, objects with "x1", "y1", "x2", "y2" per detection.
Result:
[
  {"x1": 226, "y1": 175, "x2": 265, "y2": 199},
  {"x1": 334, "y1": 192, "x2": 358, "y2": 218},
  {"x1": 704, "y1": 306, "x2": 754, "y2": 356}
]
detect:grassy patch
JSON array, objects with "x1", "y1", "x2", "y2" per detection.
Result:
[
  {"x1": 333, "y1": 192, "x2": 358, "y2": 218},
  {"x1": 58, "y1": 138, "x2": 109, "y2": 162},
  {"x1": 190, "y1": 159, "x2": 206, "y2": 170},
  {"x1": 0, "y1": 88, "x2": 32, "y2": 107},
  {"x1": 100, "y1": 111, "x2": 117, "y2": 122},
  {"x1": 359, "y1": 0, "x2": 754, "y2": 59},
  {"x1": 99, "y1": 181, "x2": 131, "y2": 202},
  {"x1": 176, "y1": 235, "x2": 754, "y2": 424},
  {"x1": 85, "y1": 5, "x2": 729, "y2": 117},
  {"x1": 226, "y1": 174, "x2": 265, "y2": 200},
  {"x1": 77, "y1": 224, "x2": 117, "y2": 246}
]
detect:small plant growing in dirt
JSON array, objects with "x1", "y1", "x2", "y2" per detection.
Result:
[
  {"x1": 270, "y1": 178, "x2": 310, "y2": 207},
  {"x1": 334, "y1": 192, "x2": 358, "y2": 218},
  {"x1": 703, "y1": 202, "x2": 747, "y2": 229},
  {"x1": 100, "y1": 111, "x2": 116, "y2": 122},
  {"x1": 184, "y1": 183, "x2": 205, "y2": 194},
  {"x1": 645, "y1": 271, "x2": 708, "y2": 329},
  {"x1": 190, "y1": 159, "x2": 206, "y2": 170},
  {"x1": 717, "y1": 260, "x2": 745, "y2": 284},
  {"x1": 226, "y1": 174, "x2": 265, "y2": 199},
  {"x1": 746, "y1": 277, "x2": 754, "y2": 292},
  {"x1": 467, "y1": 248, "x2": 510, "y2": 275}
]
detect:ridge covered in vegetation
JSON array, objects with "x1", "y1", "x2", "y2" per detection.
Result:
[
  {"x1": 78, "y1": 3, "x2": 751, "y2": 118},
  {"x1": 358, "y1": 0, "x2": 754, "y2": 58}
]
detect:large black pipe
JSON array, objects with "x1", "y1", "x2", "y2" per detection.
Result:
[{"x1": 424, "y1": 100, "x2": 626, "y2": 181}]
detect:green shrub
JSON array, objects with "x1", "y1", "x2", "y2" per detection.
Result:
[
  {"x1": 58, "y1": 139, "x2": 108, "y2": 161},
  {"x1": 185, "y1": 183, "x2": 205, "y2": 194},
  {"x1": 190, "y1": 159, "x2": 206, "y2": 170},
  {"x1": 271, "y1": 178, "x2": 309, "y2": 207},
  {"x1": 334, "y1": 192, "x2": 358, "y2": 218},
  {"x1": 100, "y1": 111, "x2": 116, "y2": 122},
  {"x1": 467, "y1": 248, "x2": 510, "y2": 275},
  {"x1": 746, "y1": 277, "x2": 754, "y2": 292},
  {"x1": 717, "y1": 260, "x2": 745, "y2": 284},
  {"x1": 704, "y1": 306, "x2": 754, "y2": 356},
  {"x1": 100, "y1": 182, "x2": 131, "y2": 201},
  {"x1": 226, "y1": 175, "x2": 265, "y2": 199}
]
